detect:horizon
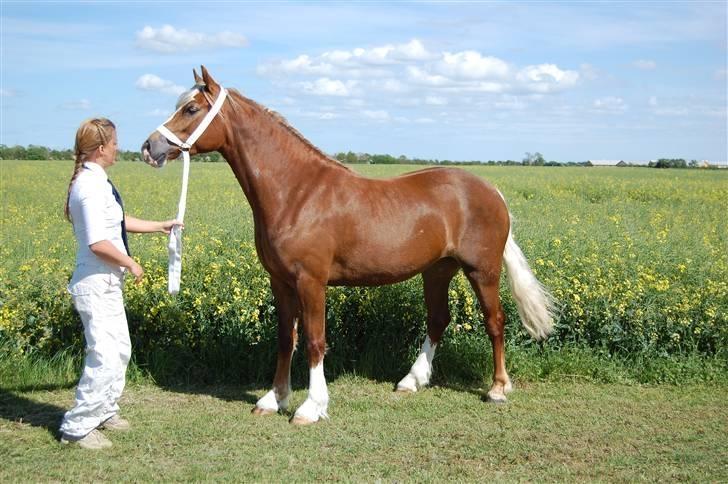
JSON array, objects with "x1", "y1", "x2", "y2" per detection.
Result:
[{"x1": 2, "y1": 1, "x2": 726, "y2": 163}]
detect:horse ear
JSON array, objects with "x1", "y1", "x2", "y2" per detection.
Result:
[
  {"x1": 200, "y1": 65, "x2": 221, "y2": 94},
  {"x1": 193, "y1": 68, "x2": 204, "y2": 86}
]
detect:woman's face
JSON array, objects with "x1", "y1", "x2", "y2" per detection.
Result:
[{"x1": 98, "y1": 132, "x2": 118, "y2": 168}]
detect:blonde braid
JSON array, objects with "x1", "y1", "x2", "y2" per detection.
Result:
[{"x1": 64, "y1": 118, "x2": 116, "y2": 222}]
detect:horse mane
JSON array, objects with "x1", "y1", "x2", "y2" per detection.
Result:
[{"x1": 227, "y1": 89, "x2": 351, "y2": 172}]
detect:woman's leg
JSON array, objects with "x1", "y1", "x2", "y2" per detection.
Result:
[{"x1": 59, "y1": 282, "x2": 128, "y2": 438}]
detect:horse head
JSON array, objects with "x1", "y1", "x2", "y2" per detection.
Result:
[{"x1": 141, "y1": 66, "x2": 228, "y2": 168}]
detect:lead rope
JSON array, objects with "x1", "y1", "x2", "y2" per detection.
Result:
[{"x1": 156, "y1": 87, "x2": 228, "y2": 294}]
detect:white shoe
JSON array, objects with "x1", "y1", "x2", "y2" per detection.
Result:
[
  {"x1": 99, "y1": 414, "x2": 130, "y2": 431},
  {"x1": 60, "y1": 429, "x2": 113, "y2": 450}
]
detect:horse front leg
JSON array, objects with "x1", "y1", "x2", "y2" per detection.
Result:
[
  {"x1": 290, "y1": 274, "x2": 329, "y2": 425},
  {"x1": 253, "y1": 278, "x2": 299, "y2": 415}
]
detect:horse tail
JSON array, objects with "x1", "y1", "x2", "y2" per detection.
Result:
[{"x1": 496, "y1": 191, "x2": 555, "y2": 340}]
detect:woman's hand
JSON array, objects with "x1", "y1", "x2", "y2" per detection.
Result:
[
  {"x1": 159, "y1": 219, "x2": 184, "y2": 234},
  {"x1": 128, "y1": 259, "x2": 144, "y2": 285}
]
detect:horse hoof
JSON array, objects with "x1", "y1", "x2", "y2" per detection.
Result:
[
  {"x1": 395, "y1": 385, "x2": 416, "y2": 394},
  {"x1": 487, "y1": 392, "x2": 508, "y2": 404},
  {"x1": 251, "y1": 406, "x2": 277, "y2": 416},
  {"x1": 289, "y1": 415, "x2": 317, "y2": 426}
]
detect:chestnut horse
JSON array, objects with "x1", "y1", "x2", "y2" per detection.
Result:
[{"x1": 142, "y1": 67, "x2": 555, "y2": 425}]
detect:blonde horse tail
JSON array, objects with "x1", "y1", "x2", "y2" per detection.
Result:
[
  {"x1": 496, "y1": 190, "x2": 555, "y2": 340},
  {"x1": 502, "y1": 231, "x2": 555, "y2": 340}
]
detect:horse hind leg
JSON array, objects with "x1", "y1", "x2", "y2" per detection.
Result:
[
  {"x1": 465, "y1": 267, "x2": 513, "y2": 403},
  {"x1": 396, "y1": 258, "x2": 459, "y2": 393}
]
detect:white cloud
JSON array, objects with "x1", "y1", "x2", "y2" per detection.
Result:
[
  {"x1": 136, "y1": 24, "x2": 248, "y2": 53},
  {"x1": 407, "y1": 66, "x2": 449, "y2": 86},
  {"x1": 299, "y1": 78, "x2": 357, "y2": 96},
  {"x1": 259, "y1": 39, "x2": 431, "y2": 79},
  {"x1": 593, "y1": 96, "x2": 628, "y2": 113},
  {"x1": 325, "y1": 38, "x2": 431, "y2": 65},
  {"x1": 60, "y1": 99, "x2": 91, "y2": 110},
  {"x1": 258, "y1": 39, "x2": 580, "y2": 104},
  {"x1": 376, "y1": 79, "x2": 407, "y2": 93},
  {"x1": 516, "y1": 64, "x2": 580, "y2": 93},
  {"x1": 135, "y1": 74, "x2": 186, "y2": 96},
  {"x1": 649, "y1": 96, "x2": 658, "y2": 107},
  {"x1": 632, "y1": 59, "x2": 657, "y2": 70},
  {"x1": 437, "y1": 51, "x2": 510, "y2": 80},
  {"x1": 257, "y1": 54, "x2": 334, "y2": 76}
]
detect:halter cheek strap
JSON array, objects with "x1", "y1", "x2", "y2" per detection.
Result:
[{"x1": 156, "y1": 87, "x2": 228, "y2": 294}]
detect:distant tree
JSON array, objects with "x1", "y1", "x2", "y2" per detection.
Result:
[
  {"x1": 345, "y1": 151, "x2": 358, "y2": 164},
  {"x1": 2, "y1": 145, "x2": 27, "y2": 160},
  {"x1": 370, "y1": 154, "x2": 397, "y2": 164},
  {"x1": 522, "y1": 152, "x2": 545, "y2": 166},
  {"x1": 26, "y1": 145, "x2": 49, "y2": 160},
  {"x1": 653, "y1": 158, "x2": 687, "y2": 169}
]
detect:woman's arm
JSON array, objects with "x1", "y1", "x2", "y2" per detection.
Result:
[
  {"x1": 125, "y1": 216, "x2": 183, "y2": 234},
  {"x1": 89, "y1": 240, "x2": 144, "y2": 284}
]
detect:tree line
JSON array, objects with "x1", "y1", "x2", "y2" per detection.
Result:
[
  {"x1": 0, "y1": 144, "x2": 225, "y2": 163},
  {"x1": 0, "y1": 144, "x2": 714, "y2": 168}
]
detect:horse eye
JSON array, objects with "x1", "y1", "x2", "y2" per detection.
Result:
[{"x1": 185, "y1": 105, "x2": 199, "y2": 115}]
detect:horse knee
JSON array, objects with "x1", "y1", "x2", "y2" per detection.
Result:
[
  {"x1": 427, "y1": 311, "x2": 451, "y2": 344},
  {"x1": 305, "y1": 338, "x2": 326, "y2": 364}
]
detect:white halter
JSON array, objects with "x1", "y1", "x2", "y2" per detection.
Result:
[{"x1": 156, "y1": 86, "x2": 228, "y2": 294}]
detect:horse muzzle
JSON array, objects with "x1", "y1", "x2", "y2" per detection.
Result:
[{"x1": 141, "y1": 133, "x2": 180, "y2": 168}]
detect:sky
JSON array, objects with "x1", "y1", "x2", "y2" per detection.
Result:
[{"x1": 1, "y1": 1, "x2": 726, "y2": 163}]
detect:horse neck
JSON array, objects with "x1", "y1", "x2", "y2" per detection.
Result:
[{"x1": 219, "y1": 97, "x2": 346, "y2": 225}]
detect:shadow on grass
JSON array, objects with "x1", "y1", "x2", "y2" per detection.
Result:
[
  {"x1": 155, "y1": 382, "x2": 263, "y2": 406},
  {"x1": 0, "y1": 389, "x2": 66, "y2": 438}
]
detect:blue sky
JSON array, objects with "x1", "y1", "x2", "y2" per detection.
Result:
[{"x1": 2, "y1": 1, "x2": 726, "y2": 162}]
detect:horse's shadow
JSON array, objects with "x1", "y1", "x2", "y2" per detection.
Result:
[
  {"x1": 155, "y1": 382, "x2": 262, "y2": 406},
  {"x1": 0, "y1": 385, "x2": 71, "y2": 438}
]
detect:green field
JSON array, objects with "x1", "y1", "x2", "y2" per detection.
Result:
[
  {"x1": 1, "y1": 160, "x2": 727, "y2": 480},
  {"x1": 1, "y1": 160, "x2": 725, "y2": 380}
]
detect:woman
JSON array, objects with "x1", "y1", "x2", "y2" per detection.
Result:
[{"x1": 59, "y1": 118, "x2": 181, "y2": 449}]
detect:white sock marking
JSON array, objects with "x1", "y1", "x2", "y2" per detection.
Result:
[
  {"x1": 294, "y1": 361, "x2": 329, "y2": 422},
  {"x1": 397, "y1": 336, "x2": 437, "y2": 392}
]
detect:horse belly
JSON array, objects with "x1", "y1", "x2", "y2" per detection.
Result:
[{"x1": 328, "y1": 223, "x2": 448, "y2": 286}]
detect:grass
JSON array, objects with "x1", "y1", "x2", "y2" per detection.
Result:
[
  {"x1": 1, "y1": 375, "x2": 727, "y2": 481},
  {"x1": 1, "y1": 160, "x2": 727, "y2": 480}
]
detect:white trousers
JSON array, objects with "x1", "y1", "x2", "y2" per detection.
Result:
[{"x1": 59, "y1": 273, "x2": 131, "y2": 438}]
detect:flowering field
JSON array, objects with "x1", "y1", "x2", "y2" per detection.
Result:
[{"x1": 1, "y1": 160, "x2": 726, "y2": 383}]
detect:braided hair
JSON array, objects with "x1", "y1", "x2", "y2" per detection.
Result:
[{"x1": 64, "y1": 118, "x2": 116, "y2": 222}]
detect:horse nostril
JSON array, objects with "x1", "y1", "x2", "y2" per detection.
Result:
[{"x1": 141, "y1": 139, "x2": 150, "y2": 152}]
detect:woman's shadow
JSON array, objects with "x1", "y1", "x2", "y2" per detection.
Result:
[{"x1": 0, "y1": 384, "x2": 72, "y2": 439}]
